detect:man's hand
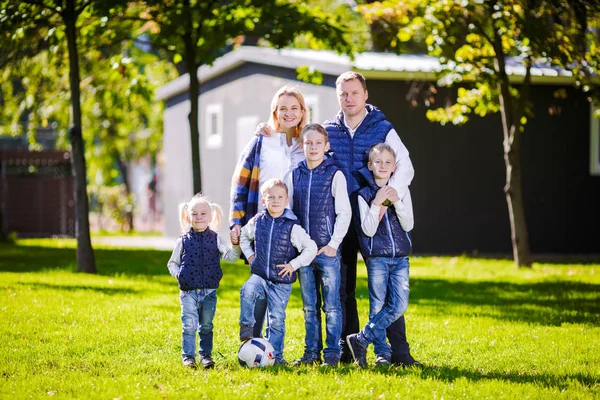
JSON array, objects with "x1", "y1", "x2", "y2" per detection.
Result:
[
  {"x1": 277, "y1": 263, "x2": 294, "y2": 278},
  {"x1": 254, "y1": 122, "x2": 273, "y2": 137},
  {"x1": 317, "y1": 245, "x2": 337, "y2": 257},
  {"x1": 247, "y1": 255, "x2": 255, "y2": 265},
  {"x1": 387, "y1": 187, "x2": 400, "y2": 203},
  {"x1": 373, "y1": 186, "x2": 392, "y2": 206},
  {"x1": 230, "y1": 225, "x2": 241, "y2": 245}
]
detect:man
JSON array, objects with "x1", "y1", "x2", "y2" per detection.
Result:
[{"x1": 324, "y1": 71, "x2": 420, "y2": 367}]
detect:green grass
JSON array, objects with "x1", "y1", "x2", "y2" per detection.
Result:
[{"x1": 1, "y1": 239, "x2": 599, "y2": 399}]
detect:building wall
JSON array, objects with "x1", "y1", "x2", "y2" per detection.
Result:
[
  {"x1": 162, "y1": 67, "x2": 340, "y2": 238},
  {"x1": 367, "y1": 80, "x2": 600, "y2": 254}
]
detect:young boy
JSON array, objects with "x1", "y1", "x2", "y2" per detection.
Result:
[
  {"x1": 285, "y1": 123, "x2": 351, "y2": 367},
  {"x1": 346, "y1": 143, "x2": 414, "y2": 367},
  {"x1": 239, "y1": 178, "x2": 317, "y2": 365}
]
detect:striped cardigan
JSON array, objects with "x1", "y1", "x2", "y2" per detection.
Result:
[{"x1": 229, "y1": 135, "x2": 263, "y2": 228}]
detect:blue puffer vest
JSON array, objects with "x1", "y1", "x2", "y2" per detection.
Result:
[
  {"x1": 178, "y1": 228, "x2": 223, "y2": 290},
  {"x1": 292, "y1": 156, "x2": 339, "y2": 248},
  {"x1": 324, "y1": 104, "x2": 393, "y2": 194},
  {"x1": 354, "y1": 168, "x2": 412, "y2": 258},
  {"x1": 251, "y1": 209, "x2": 299, "y2": 284}
]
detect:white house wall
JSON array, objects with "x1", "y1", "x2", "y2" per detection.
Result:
[{"x1": 162, "y1": 73, "x2": 340, "y2": 240}]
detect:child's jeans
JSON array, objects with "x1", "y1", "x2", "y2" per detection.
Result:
[
  {"x1": 240, "y1": 274, "x2": 292, "y2": 363},
  {"x1": 357, "y1": 256, "x2": 410, "y2": 359},
  {"x1": 298, "y1": 253, "x2": 342, "y2": 361},
  {"x1": 180, "y1": 288, "x2": 217, "y2": 360}
]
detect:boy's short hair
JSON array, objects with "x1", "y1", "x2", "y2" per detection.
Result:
[
  {"x1": 336, "y1": 71, "x2": 367, "y2": 91},
  {"x1": 260, "y1": 178, "x2": 288, "y2": 198},
  {"x1": 300, "y1": 123, "x2": 328, "y2": 143},
  {"x1": 368, "y1": 143, "x2": 396, "y2": 163}
]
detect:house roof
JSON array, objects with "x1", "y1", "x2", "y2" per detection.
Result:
[{"x1": 156, "y1": 46, "x2": 573, "y2": 101}]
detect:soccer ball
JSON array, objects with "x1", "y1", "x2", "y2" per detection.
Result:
[{"x1": 238, "y1": 338, "x2": 275, "y2": 368}]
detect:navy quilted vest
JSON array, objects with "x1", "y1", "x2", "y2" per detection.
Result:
[
  {"x1": 178, "y1": 228, "x2": 223, "y2": 290},
  {"x1": 251, "y1": 209, "x2": 299, "y2": 284},
  {"x1": 354, "y1": 168, "x2": 412, "y2": 257},
  {"x1": 324, "y1": 104, "x2": 392, "y2": 194},
  {"x1": 292, "y1": 157, "x2": 338, "y2": 248}
]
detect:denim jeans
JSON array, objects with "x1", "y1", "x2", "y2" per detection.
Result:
[
  {"x1": 240, "y1": 274, "x2": 292, "y2": 363},
  {"x1": 358, "y1": 256, "x2": 410, "y2": 358},
  {"x1": 180, "y1": 288, "x2": 217, "y2": 360},
  {"x1": 298, "y1": 253, "x2": 342, "y2": 361}
]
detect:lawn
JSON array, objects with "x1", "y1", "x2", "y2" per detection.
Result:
[{"x1": 1, "y1": 239, "x2": 599, "y2": 399}]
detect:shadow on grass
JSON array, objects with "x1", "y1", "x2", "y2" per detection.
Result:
[
  {"x1": 221, "y1": 363, "x2": 598, "y2": 390},
  {"x1": 13, "y1": 281, "x2": 139, "y2": 295},
  {"x1": 405, "y1": 278, "x2": 600, "y2": 326}
]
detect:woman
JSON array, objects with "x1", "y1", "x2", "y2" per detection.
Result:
[
  {"x1": 229, "y1": 84, "x2": 308, "y2": 339},
  {"x1": 229, "y1": 85, "x2": 307, "y2": 243}
]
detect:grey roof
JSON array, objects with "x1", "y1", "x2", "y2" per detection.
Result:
[{"x1": 156, "y1": 46, "x2": 573, "y2": 101}]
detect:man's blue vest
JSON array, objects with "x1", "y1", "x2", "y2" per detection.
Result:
[
  {"x1": 324, "y1": 104, "x2": 393, "y2": 194},
  {"x1": 292, "y1": 156, "x2": 339, "y2": 248},
  {"x1": 354, "y1": 168, "x2": 412, "y2": 258},
  {"x1": 178, "y1": 228, "x2": 223, "y2": 290},
  {"x1": 251, "y1": 209, "x2": 299, "y2": 284}
]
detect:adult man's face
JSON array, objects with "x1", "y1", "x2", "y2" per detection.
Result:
[{"x1": 337, "y1": 78, "x2": 368, "y2": 119}]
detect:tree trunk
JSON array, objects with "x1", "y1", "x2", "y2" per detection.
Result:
[
  {"x1": 113, "y1": 150, "x2": 134, "y2": 231},
  {"x1": 183, "y1": 2, "x2": 202, "y2": 195},
  {"x1": 492, "y1": 21, "x2": 533, "y2": 268},
  {"x1": 503, "y1": 129, "x2": 532, "y2": 267},
  {"x1": 64, "y1": 0, "x2": 96, "y2": 273}
]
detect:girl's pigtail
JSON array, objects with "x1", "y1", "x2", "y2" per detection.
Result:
[
  {"x1": 178, "y1": 203, "x2": 190, "y2": 233},
  {"x1": 209, "y1": 202, "x2": 223, "y2": 232}
]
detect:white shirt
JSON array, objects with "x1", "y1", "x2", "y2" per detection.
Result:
[
  {"x1": 358, "y1": 188, "x2": 414, "y2": 236},
  {"x1": 240, "y1": 215, "x2": 317, "y2": 271},
  {"x1": 167, "y1": 234, "x2": 240, "y2": 278},
  {"x1": 256, "y1": 133, "x2": 304, "y2": 213},
  {"x1": 343, "y1": 109, "x2": 414, "y2": 201},
  {"x1": 284, "y1": 169, "x2": 351, "y2": 250}
]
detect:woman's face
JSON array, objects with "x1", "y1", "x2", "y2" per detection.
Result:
[{"x1": 276, "y1": 94, "x2": 304, "y2": 131}]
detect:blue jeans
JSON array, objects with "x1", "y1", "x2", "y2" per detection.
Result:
[
  {"x1": 180, "y1": 288, "x2": 217, "y2": 360},
  {"x1": 298, "y1": 253, "x2": 342, "y2": 360},
  {"x1": 240, "y1": 274, "x2": 292, "y2": 363},
  {"x1": 358, "y1": 256, "x2": 410, "y2": 358}
]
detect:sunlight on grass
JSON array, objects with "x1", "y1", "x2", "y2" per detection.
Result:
[{"x1": 1, "y1": 240, "x2": 599, "y2": 399}]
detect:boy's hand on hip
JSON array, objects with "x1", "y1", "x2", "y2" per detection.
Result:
[
  {"x1": 277, "y1": 264, "x2": 294, "y2": 278},
  {"x1": 317, "y1": 245, "x2": 337, "y2": 257}
]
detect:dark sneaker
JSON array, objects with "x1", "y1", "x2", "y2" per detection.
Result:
[
  {"x1": 292, "y1": 354, "x2": 322, "y2": 366},
  {"x1": 274, "y1": 359, "x2": 289, "y2": 366},
  {"x1": 182, "y1": 357, "x2": 196, "y2": 368},
  {"x1": 200, "y1": 355, "x2": 215, "y2": 369},
  {"x1": 375, "y1": 355, "x2": 391, "y2": 367},
  {"x1": 392, "y1": 354, "x2": 423, "y2": 368},
  {"x1": 321, "y1": 355, "x2": 339, "y2": 368},
  {"x1": 240, "y1": 325, "x2": 253, "y2": 342},
  {"x1": 346, "y1": 334, "x2": 367, "y2": 368}
]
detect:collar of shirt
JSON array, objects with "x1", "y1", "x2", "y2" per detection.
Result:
[{"x1": 343, "y1": 108, "x2": 369, "y2": 138}]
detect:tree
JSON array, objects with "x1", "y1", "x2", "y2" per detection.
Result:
[
  {"x1": 359, "y1": 0, "x2": 600, "y2": 267},
  {"x1": 121, "y1": 0, "x2": 356, "y2": 195},
  {"x1": 0, "y1": 0, "x2": 128, "y2": 273}
]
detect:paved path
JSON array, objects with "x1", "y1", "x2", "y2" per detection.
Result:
[{"x1": 92, "y1": 236, "x2": 177, "y2": 251}]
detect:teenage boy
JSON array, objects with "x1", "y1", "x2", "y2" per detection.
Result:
[{"x1": 286, "y1": 123, "x2": 351, "y2": 367}]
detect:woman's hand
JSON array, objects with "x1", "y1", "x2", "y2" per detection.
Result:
[{"x1": 230, "y1": 225, "x2": 241, "y2": 245}]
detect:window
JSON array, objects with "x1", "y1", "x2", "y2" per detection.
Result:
[
  {"x1": 304, "y1": 95, "x2": 319, "y2": 124},
  {"x1": 591, "y1": 101, "x2": 600, "y2": 175},
  {"x1": 205, "y1": 104, "x2": 223, "y2": 149}
]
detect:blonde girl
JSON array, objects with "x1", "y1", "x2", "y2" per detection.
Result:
[{"x1": 167, "y1": 193, "x2": 240, "y2": 369}]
